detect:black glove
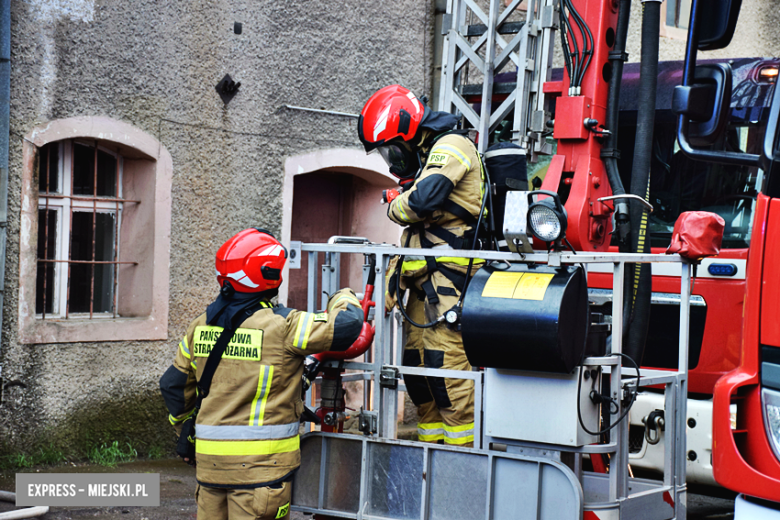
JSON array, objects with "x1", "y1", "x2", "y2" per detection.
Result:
[
  {"x1": 176, "y1": 417, "x2": 197, "y2": 466},
  {"x1": 301, "y1": 356, "x2": 322, "y2": 399}
]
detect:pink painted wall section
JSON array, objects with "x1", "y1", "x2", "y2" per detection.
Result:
[{"x1": 18, "y1": 117, "x2": 173, "y2": 343}]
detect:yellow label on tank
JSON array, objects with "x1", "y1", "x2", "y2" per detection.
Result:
[
  {"x1": 482, "y1": 272, "x2": 555, "y2": 300},
  {"x1": 481, "y1": 272, "x2": 524, "y2": 298},
  {"x1": 512, "y1": 273, "x2": 554, "y2": 300},
  {"x1": 193, "y1": 326, "x2": 263, "y2": 361}
]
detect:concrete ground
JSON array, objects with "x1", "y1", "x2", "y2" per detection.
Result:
[{"x1": 0, "y1": 458, "x2": 735, "y2": 519}]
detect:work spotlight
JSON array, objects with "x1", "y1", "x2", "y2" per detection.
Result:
[{"x1": 527, "y1": 190, "x2": 568, "y2": 247}]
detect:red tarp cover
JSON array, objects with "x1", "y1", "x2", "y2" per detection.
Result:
[{"x1": 666, "y1": 211, "x2": 726, "y2": 261}]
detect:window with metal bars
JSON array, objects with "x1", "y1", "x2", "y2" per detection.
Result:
[{"x1": 36, "y1": 140, "x2": 138, "y2": 319}]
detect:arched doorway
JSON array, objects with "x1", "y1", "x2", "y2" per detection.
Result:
[
  {"x1": 281, "y1": 150, "x2": 404, "y2": 428},
  {"x1": 281, "y1": 149, "x2": 399, "y2": 308}
]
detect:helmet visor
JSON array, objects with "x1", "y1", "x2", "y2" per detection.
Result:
[{"x1": 375, "y1": 142, "x2": 419, "y2": 179}]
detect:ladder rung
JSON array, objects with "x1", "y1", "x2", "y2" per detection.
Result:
[
  {"x1": 460, "y1": 82, "x2": 518, "y2": 97},
  {"x1": 466, "y1": 21, "x2": 525, "y2": 37}
]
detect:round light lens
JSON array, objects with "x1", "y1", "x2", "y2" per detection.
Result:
[{"x1": 528, "y1": 204, "x2": 562, "y2": 241}]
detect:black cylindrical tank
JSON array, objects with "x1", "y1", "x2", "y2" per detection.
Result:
[{"x1": 462, "y1": 263, "x2": 589, "y2": 373}]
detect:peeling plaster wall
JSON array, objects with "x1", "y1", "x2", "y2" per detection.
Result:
[{"x1": 0, "y1": 0, "x2": 434, "y2": 455}]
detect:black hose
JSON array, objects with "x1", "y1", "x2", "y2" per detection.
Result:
[
  {"x1": 602, "y1": 0, "x2": 631, "y2": 202},
  {"x1": 600, "y1": 0, "x2": 634, "y2": 338},
  {"x1": 577, "y1": 352, "x2": 641, "y2": 436},
  {"x1": 623, "y1": 0, "x2": 661, "y2": 365},
  {"x1": 560, "y1": 5, "x2": 579, "y2": 87},
  {"x1": 559, "y1": 7, "x2": 574, "y2": 85},
  {"x1": 455, "y1": 165, "x2": 490, "y2": 305},
  {"x1": 566, "y1": 0, "x2": 594, "y2": 88}
]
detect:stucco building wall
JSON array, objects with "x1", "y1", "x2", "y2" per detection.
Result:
[{"x1": 0, "y1": 0, "x2": 435, "y2": 456}]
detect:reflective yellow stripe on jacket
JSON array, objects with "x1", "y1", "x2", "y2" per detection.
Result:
[
  {"x1": 430, "y1": 144, "x2": 472, "y2": 169},
  {"x1": 196, "y1": 436, "x2": 300, "y2": 456},
  {"x1": 332, "y1": 293, "x2": 361, "y2": 308},
  {"x1": 249, "y1": 365, "x2": 274, "y2": 426},
  {"x1": 292, "y1": 313, "x2": 315, "y2": 349},
  {"x1": 179, "y1": 338, "x2": 190, "y2": 359},
  {"x1": 402, "y1": 256, "x2": 485, "y2": 273},
  {"x1": 169, "y1": 408, "x2": 195, "y2": 426}
]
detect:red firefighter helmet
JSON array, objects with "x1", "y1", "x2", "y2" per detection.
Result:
[
  {"x1": 358, "y1": 85, "x2": 427, "y2": 179},
  {"x1": 215, "y1": 228, "x2": 288, "y2": 293}
]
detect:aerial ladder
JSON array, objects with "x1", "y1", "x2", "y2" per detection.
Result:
[{"x1": 288, "y1": 0, "x2": 706, "y2": 518}]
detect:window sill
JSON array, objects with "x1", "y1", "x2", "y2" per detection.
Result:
[{"x1": 21, "y1": 315, "x2": 167, "y2": 344}]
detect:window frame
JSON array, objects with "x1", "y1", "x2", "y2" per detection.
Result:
[
  {"x1": 19, "y1": 117, "x2": 173, "y2": 344},
  {"x1": 37, "y1": 140, "x2": 128, "y2": 319}
]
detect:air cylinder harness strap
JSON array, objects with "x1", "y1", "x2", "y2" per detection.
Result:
[
  {"x1": 393, "y1": 149, "x2": 491, "y2": 329},
  {"x1": 176, "y1": 300, "x2": 265, "y2": 464}
]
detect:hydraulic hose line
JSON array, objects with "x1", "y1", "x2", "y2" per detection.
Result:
[
  {"x1": 577, "y1": 352, "x2": 641, "y2": 436},
  {"x1": 623, "y1": 0, "x2": 661, "y2": 365},
  {"x1": 603, "y1": 0, "x2": 632, "y2": 245},
  {"x1": 559, "y1": 0, "x2": 594, "y2": 95}
]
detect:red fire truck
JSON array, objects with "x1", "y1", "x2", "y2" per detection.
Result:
[
  {"x1": 543, "y1": 1, "x2": 780, "y2": 515},
  {"x1": 474, "y1": 0, "x2": 780, "y2": 514}
]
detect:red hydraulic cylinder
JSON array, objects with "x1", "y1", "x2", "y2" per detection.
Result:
[{"x1": 542, "y1": 0, "x2": 619, "y2": 251}]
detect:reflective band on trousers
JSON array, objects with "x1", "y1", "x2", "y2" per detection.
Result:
[
  {"x1": 444, "y1": 435, "x2": 474, "y2": 445},
  {"x1": 418, "y1": 422, "x2": 444, "y2": 441},
  {"x1": 443, "y1": 423, "x2": 474, "y2": 445},
  {"x1": 196, "y1": 435, "x2": 300, "y2": 456},
  {"x1": 196, "y1": 422, "x2": 300, "y2": 440}
]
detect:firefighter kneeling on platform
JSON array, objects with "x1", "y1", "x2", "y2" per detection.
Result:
[
  {"x1": 160, "y1": 228, "x2": 363, "y2": 520},
  {"x1": 359, "y1": 85, "x2": 485, "y2": 447}
]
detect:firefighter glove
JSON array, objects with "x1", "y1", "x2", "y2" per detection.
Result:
[{"x1": 176, "y1": 417, "x2": 197, "y2": 466}]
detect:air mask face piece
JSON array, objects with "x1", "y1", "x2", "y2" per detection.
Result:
[{"x1": 374, "y1": 141, "x2": 421, "y2": 180}]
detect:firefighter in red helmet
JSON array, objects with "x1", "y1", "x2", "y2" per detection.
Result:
[
  {"x1": 359, "y1": 85, "x2": 485, "y2": 447},
  {"x1": 160, "y1": 228, "x2": 362, "y2": 520}
]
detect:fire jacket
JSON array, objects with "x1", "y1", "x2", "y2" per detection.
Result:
[
  {"x1": 160, "y1": 288, "x2": 362, "y2": 488},
  {"x1": 387, "y1": 133, "x2": 486, "y2": 280}
]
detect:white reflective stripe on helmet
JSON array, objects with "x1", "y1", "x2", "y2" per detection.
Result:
[
  {"x1": 227, "y1": 269, "x2": 260, "y2": 288},
  {"x1": 407, "y1": 91, "x2": 421, "y2": 113},
  {"x1": 259, "y1": 245, "x2": 284, "y2": 257},
  {"x1": 374, "y1": 105, "x2": 391, "y2": 141}
]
